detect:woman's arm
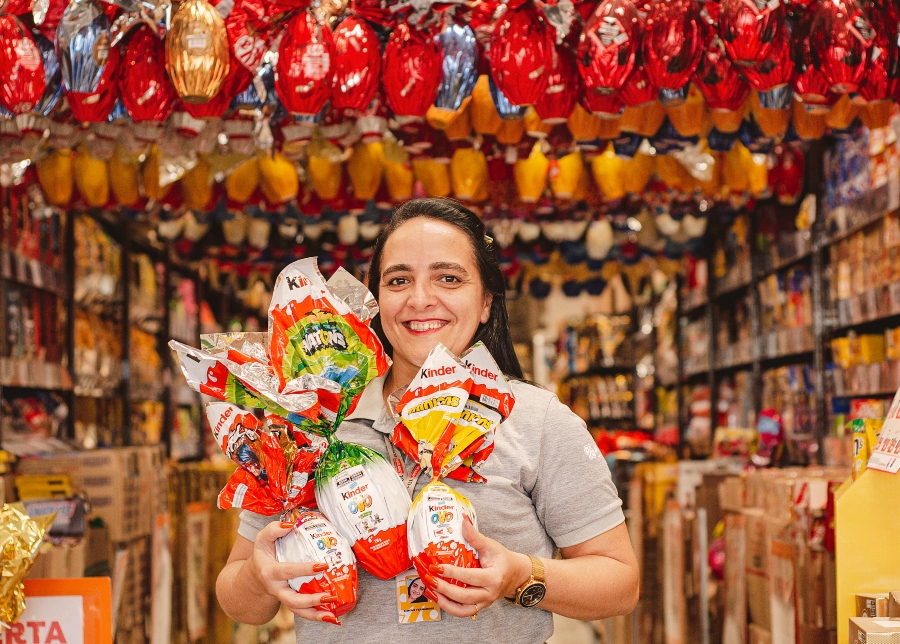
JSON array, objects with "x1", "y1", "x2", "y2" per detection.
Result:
[
  {"x1": 425, "y1": 519, "x2": 639, "y2": 621},
  {"x1": 216, "y1": 522, "x2": 342, "y2": 626}
]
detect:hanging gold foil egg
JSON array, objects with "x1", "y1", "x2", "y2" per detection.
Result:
[
  {"x1": 591, "y1": 144, "x2": 625, "y2": 201},
  {"x1": 450, "y1": 147, "x2": 488, "y2": 201},
  {"x1": 384, "y1": 158, "x2": 414, "y2": 202},
  {"x1": 549, "y1": 152, "x2": 584, "y2": 199},
  {"x1": 37, "y1": 149, "x2": 73, "y2": 206},
  {"x1": 347, "y1": 142, "x2": 385, "y2": 200},
  {"x1": 412, "y1": 158, "x2": 451, "y2": 197},
  {"x1": 74, "y1": 146, "x2": 110, "y2": 208},
  {"x1": 109, "y1": 147, "x2": 141, "y2": 207},
  {"x1": 166, "y1": 0, "x2": 230, "y2": 104},
  {"x1": 513, "y1": 144, "x2": 549, "y2": 203}
]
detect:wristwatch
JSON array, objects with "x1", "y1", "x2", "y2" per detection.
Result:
[{"x1": 512, "y1": 555, "x2": 547, "y2": 608}]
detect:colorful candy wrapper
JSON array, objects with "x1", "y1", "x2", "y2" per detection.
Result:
[
  {"x1": 269, "y1": 258, "x2": 410, "y2": 581},
  {"x1": 206, "y1": 403, "x2": 321, "y2": 515},
  {"x1": 275, "y1": 510, "x2": 358, "y2": 617},
  {"x1": 1, "y1": 504, "x2": 56, "y2": 628},
  {"x1": 399, "y1": 342, "x2": 515, "y2": 586}
]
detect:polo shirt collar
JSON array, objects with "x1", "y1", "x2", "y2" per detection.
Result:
[{"x1": 345, "y1": 374, "x2": 395, "y2": 433}]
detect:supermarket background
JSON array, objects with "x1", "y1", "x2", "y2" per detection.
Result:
[{"x1": 2, "y1": 0, "x2": 900, "y2": 642}]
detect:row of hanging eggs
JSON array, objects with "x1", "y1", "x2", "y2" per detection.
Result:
[{"x1": 1, "y1": 0, "x2": 898, "y2": 139}]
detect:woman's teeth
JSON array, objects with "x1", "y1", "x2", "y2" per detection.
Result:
[{"x1": 405, "y1": 321, "x2": 446, "y2": 331}]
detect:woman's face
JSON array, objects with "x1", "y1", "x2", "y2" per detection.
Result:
[
  {"x1": 378, "y1": 218, "x2": 492, "y2": 380},
  {"x1": 409, "y1": 578, "x2": 426, "y2": 601}
]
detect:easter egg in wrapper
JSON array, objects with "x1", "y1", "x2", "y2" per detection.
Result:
[
  {"x1": 276, "y1": 510, "x2": 358, "y2": 617},
  {"x1": 165, "y1": 0, "x2": 231, "y2": 104},
  {"x1": 0, "y1": 16, "x2": 47, "y2": 115}
]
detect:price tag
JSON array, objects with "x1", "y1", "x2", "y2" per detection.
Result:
[{"x1": 17, "y1": 578, "x2": 113, "y2": 644}]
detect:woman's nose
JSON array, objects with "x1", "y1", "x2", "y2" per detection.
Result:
[{"x1": 408, "y1": 281, "x2": 438, "y2": 309}]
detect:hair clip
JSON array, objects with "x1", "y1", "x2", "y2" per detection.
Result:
[{"x1": 484, "y1": 235, "x2": 494, "y2": 245}]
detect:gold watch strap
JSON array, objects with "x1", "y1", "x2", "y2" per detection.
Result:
[{"x1": 527, "y1": 555, "x2": 546, "y2": 584}]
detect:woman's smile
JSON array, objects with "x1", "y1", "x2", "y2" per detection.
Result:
[{"x1": 403, "y1": 319, "x2": 449, "y2": 333}]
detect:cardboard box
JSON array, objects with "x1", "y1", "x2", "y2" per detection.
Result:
[
  {"x1": 16, "y1": 448, "x2": 145, "y2": 542},
  {"x1": 889, "y1": 592, "x2": 900, "y2": 618},
  {"x1": 27, "y1": 540, "x2": 86, "y2": 579},
  {"x1": 137, "y1": 445, "x2": 168, "y2": 535},
  {"x1": 849, "y1": 617, "x2": 900, "y2": 644},
  {"x1": 750, "y1": 624, "x2": 773, "y2": 644},
  {"x1": 858, "y1": 593, "x2": 891, "y2": 618},
  {"x1": 720, "y1": 476, "x2": 745, "y2": 513}
]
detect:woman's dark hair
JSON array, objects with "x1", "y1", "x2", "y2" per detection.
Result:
[{"x1": 368, "y1": 198, "x2": 524, "y2": 379}]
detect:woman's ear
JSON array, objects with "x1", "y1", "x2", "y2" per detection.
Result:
[{"x1": 480, "y1": 293, "x2": 493, "y2": 324}]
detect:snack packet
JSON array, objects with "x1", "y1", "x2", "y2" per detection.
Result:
[
  {"x1": 398, "y1": 343, "x2": 515, "y2": 586},
  {"x1": 275, "y1": 510, "x2": 358, "y2": 618},
  {"x1": 269, "y1": 259, "x2": 411, "y2": 581}
]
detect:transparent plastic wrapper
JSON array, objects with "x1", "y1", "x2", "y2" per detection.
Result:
[
  {"x1": 396, "y1": 342, "x2": 515, "y2": 585},
  {"x1": 275, "y1": 510, "x2": 358, "y2": 617},
  {"x1": 268, "y1": 259, "x2": 410, "y2": 580},
  {"x1": 0, "y1": 504, "x2": 56, "y2": 627}
]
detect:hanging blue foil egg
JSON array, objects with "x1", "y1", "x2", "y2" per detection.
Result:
[
  {"x1": 434, "y1": 23, "x2": 479, "y2": 112},
  {"x1": 107, "y1": 99, "x2": 129, "y2": 123},
  {"x1": 738, "y1": 117, "x2": 774, "y2": 153},
  {"x1": 757, "y1": 85, "x2": 793, "y2": 110},
  {"x1": 56, "y1": 0, "x2": 111, "y2": 93},
  {"x1": 707, "y1": 127, "x2": 738, "y2": 152},
  {"x1": 489, "y1": 76, "x2": 527, "y2": 121},
  {"x1": 612, "y1": 133, "x2": 643, "y2": 159},
  {"x1": 33, "y1": 31, "x2": 62, "y2": 117}
]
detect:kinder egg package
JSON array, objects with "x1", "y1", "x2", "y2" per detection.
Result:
[
  {"x1": 396, "y1": 343, "x2": 515, "y2": 585},
  {"x1": 268, "y1": 260, "x2": 412, "y2": 581},
  {"x1": 275, "y1": 510, "x2": 359, "y2": 617}
]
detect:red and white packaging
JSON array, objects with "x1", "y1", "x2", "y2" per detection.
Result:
[{"x1": 276, "y1": 510, "x2": 358, "y2": 617}]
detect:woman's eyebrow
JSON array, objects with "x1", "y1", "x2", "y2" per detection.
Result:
[
  {"x1": 382, "y1": 263, "x2": 412, "y2": 276},
  {"x1": 430, "y1": 262, "x2": 467, "y2": 273}
]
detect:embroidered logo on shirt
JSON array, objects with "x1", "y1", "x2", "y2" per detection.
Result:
[{"x1": 583, "y1": 444, "x2": 602, "y2": 461}]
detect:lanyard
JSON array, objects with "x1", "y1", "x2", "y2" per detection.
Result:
[{"x1": 383, "y1": 435, "x2": 423, "y2": 498}]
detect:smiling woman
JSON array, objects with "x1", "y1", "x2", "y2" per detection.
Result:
[{"x1": 216, "y1": 198, "x2": 639, "y2": 644}]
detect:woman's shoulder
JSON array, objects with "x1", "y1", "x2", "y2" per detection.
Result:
[{"x1": 507, "y1": 380, "x2": 565, "y2": 419}]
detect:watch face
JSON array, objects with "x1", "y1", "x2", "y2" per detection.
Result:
[{"x1": 519, "y1": 583, "x2": 546, "y2": 608}]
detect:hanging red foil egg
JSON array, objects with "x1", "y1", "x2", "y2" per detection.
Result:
[
  {"x1": 227, "y1": 4, "x2": 270, "y2": 74},
  {"x1": 581, "y1": 90, "x2": 624, "y2": 117},
  {"x1": 809, "y1": 0, "x2": 874, "y2": 94},
  {"x1": 120, "y1": 27, "x2": 178, "y2": 122},
  {"x1": 350, "y1": 0, "x2": 398, "y2": 29},
  {"x1": 856, "y1": 1, "x2": 897, "y2": 103},
  {"x1": 0, "y1": 16, "x2": 46, "y2": 115},
  {"x1": 743, "y1": 26, "x2": 793, "y2": 92},
  {"x1": 577, "y1": 0, "x2": 641, "y2": 97},
  {"x1": 642, "y1": 0, "x2": 705, "y2": 90},
  {"x1": 535, "y1": 43, "x2": 581, "y2": 123},
  {"x1": 489, "y1": 1, "x2": 555, "y2": 105},
  {"x1": 692, "y1": 35, "x2": 749, "y2": 111},
  {"x1": 789, "y1": 10, "x2": 837, "y2": 109},
  {"x1": 718, "y1": 0, "x2": 784, "y2": 68},
  {"x1": 383, "y1": 22, "x2": 443, "y2": 117},
  {"x1": 619, "y1": 58, "x2": 659, "y2": 106},
  {"x1": 332, "y1": 15, "x2": 381, "y2": 112},
  {"x1": 67, "y1": 38, "x2": 121, "y2": 122},
  {"x1": 275, "y1": 9, "x2": 336, "y2": 117}
]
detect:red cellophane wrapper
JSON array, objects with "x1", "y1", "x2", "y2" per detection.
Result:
[
  {"x1": 275, "y1": 510, "x2": 358, "y2": 617},
  {"x1": 398, "y1": 342, "x2": 515, "y2": 586}
]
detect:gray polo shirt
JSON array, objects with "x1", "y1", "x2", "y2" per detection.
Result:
[{"x1": 238, "y1": 376, "x2": 625, "y2": 644}]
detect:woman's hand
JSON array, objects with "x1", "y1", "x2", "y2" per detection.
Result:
[
  {"x1": 245, "y1": 522, "x2": 342, "y2": 625},
  {"x1": 420, "y1": 517, "x2": 532, "y2": 618}
]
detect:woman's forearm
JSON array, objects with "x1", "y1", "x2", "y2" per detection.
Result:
[
  {"x1": 537, "y1": 553, "x2": 640, "y2": 620},
  {"x1": 216, "y1": 558, "x2": 282, "y2": 625}
]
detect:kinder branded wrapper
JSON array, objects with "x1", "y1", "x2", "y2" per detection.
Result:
[
  {"x1": 314, "y1": 443, "x2": 412, "y2": 580},
  {"x1": 269, "y1": 258, "x2": 389, "y2": 426},
  {"x1": 397, "y1": 342, "x2": 515, "y2": 584},
  {"x1": 275, "y1": 510, "x2": 358, "y2": 617},
  {"x1": 206, "y1": 402, "x2": 321, "y2": 514},
  {"x1": 408, "y1": 482, "x2": 479, "y2": 587}
]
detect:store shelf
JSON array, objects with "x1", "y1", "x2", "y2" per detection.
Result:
[
  {"x1": 758, "y1": 234, "x2": 813, "y2": 278},
  {"x1": 760, "y1": 327, "x2": 816, "y2": 361},
  {"x1": 0, "y1": 250, "x2": 65, "y2": 296},
  {"x1": 712, "y1": 264, "x2": 752, "y2": 299},
  {"x1": 831, "y1": 360, "x2": 899, "y2": 399},
  {"x1": 831, "y1": 284, "x2": 900, "y2": 332},
  {"x1": 0, "y1": 358, "x2": 71, "y2": 390},
  {"x1": 563, "y1": 365, "x2": 637, "y2": 380},
  {"x1": 823, "y1": 183, "x2": 892, "y2": 247},
  {"x1": 714, "y1": 340, "x2": 754, "y2": 370},
  {"x1": 680, "y1": 289, "x2": 708, "y2": 314},
  {"x1": 682, "y1": 355, "x2": 710, "y2": 379}
]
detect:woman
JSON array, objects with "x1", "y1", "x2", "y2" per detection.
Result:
[
  {"x1": 407, "y1": 577, "x2": 428, "y2": 604},
  {"x1": 216, "y1": 198, "x2": 640, "y2": 642}
]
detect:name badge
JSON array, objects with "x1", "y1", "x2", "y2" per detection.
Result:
[{"x1": 396, "y1": 569, "x2": 441, "y2": 624}]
